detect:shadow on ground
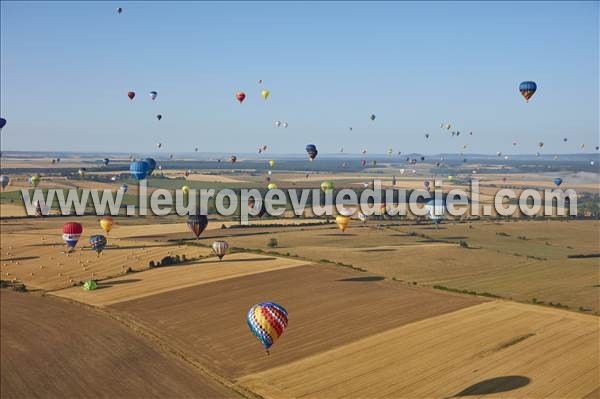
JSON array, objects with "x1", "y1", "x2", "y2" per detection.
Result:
[
  {"x1": 337, "y1": 276, "x2": 385, "y2": 282},
  {"x1": 450, "y1": 376, "x2": 531, "y2": 397}
]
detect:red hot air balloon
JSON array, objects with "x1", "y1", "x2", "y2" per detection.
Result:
[
  {"x1": 127, "y1": 91, "x2": 135, "y2": 100},
  {"x1": 235, "y1": 92, "x2": 246, "y2": 103}
]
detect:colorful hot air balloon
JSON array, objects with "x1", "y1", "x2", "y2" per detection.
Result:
[
  {"x1": 63, "y1": 222, "x2": 83, "y2": 251},
  {"x1": 0, "y1": 175, "x2": 9, "y2": 189},
  {"x1": 187, "y1": 215, "x2": 208, "y2": 239},
  {"x1": 320, "y1": 181, "x2": 334, "y2": 191},
  {"x1": 100, "y1": 216, "x2": 114, "y2": 234},
  {"x1": 127, "y1": 91, "x2": 135, "y2": 100},
  {"x1": 267, "y1": 183, "x2": 278, "y2": 190},
  {"x1": 261, "y1": 90, "x2": 270, "y2": 100},
  {"x1": 29, "y1": 175, "x2": 41, "y2": 187},
  {"x1": 230, "y1": 155, "x2": 237, "y2": 164},
  {"x1": 89, "y1": 235, "x2": 107, "y2": 256},
  {"x1": 305, "y1": 144, "x2": 318, "y2": 161},
  {"x1": 268, "y1": 160, "x2": 276, "y2": 168},
  {"x1": 247, "y1": 302, "x2": 288, "y2": 354},
  {"x1": 83, "y1": 280, "x2": 98, "y2": 291},
  {"x1": 554, "y1": 178, "x2": 563, "y2": 187},
  {"x1": 236, "y1": 92, "x2": 246, "y2": 103},
  {"x1": 335, "y1": 215, "x2": 350, "y2": 232},
  {"x1": 358, "y1": 212, "x2": 368, "y2": 223},
  {"x1": 519, "y1": 81, "x2": 537, "y2": 102},
  {"x1": 0, "y1": 117, "x2": 6, "y2": 130},
  {"x1": 149, "y1": 91, "x2": 158, "y2": 100},
  {"x1": 212, "y1": 240, "x2": 229, "y2": 260},
  {"x1": 102, "y1": 158, "x2": 110, "y2": 166},
  {"x1": 130, "y1": 160, "x2": 149, "y2": 180}
]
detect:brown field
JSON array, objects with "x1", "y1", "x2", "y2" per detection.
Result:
[
  {"x1": 239, "y1": 301, "x2": 599, "y2": 399},
  {"x1": 53, "y1": 252, "x2": 310, "y2": 306},
  {"x1": 0, "y1": 290, "x2": 236, "y2": 399},
  {"x1": 109, "y1": 264, "x2": 484, "y2": 379}
]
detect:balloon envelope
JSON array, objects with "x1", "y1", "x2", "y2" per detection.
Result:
[
  {"x1": 130, "y1": 161, "x2": 150, "y2": 180},
  {"x1": 0, "y1": 118, "x2": 6, "y2": 129},
  {"x1": 212, "y1": 240, "x2": 229, "y2": 260},
  {"x1": 100, "y1": 217, "x2": 114, "y2": 234},
  {"x1": 187, "y1": 215, "x2": 208, "y2": 239},
  {"x1": 89, "y1": 235, "x2": 107, "y2": 254},
  {"x1": 519, "y1": 81, "x2": 537, "y2": 102},
  {"x1": 247, "y1": 302, "x2": 288, "y2": 352},
  {"x1": 127, "y1": 91, "x2": 135, "y2": 100},
  {"x1": 236, "y1": 92, "x2": 246, "y2": 103}
]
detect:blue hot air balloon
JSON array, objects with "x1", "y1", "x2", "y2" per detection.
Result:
[
  {"x1": 142, "y1": 158, "x2": 157, "y2": 175},
  {"x1": 89, "y1": 235, "x2": 107, "y2": 255},
  {"x1": 130, "y1": 161, "x2": 149, "y2": 180},
  {"x1": 519, "y1": 81, "x2": 537, "y2": 102},
  {"x1": 305, "y1": 144, "x2": 318, "y2": 161},
  {"x1": 0, "y1": 118, "x2": 6, "y2": 130},
  {"x1": 553, "y1": 178, "x2": 563, "y2": 187}
]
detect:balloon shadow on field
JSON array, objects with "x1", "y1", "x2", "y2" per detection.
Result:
[
  {"x1": 319, "y1": 233, "x2": 358, "y2": 237},
  {"x1": 449, "y1": 376, "x2": 531, "y2": 397},
  {"x1": 3, "y1": 256, "x2": 39, "y2": 261},
  {"x1": 337, "y1": 276, "x2": 384, "y2": 282},
  {"x1": 96, "y1": 278, "x2": 142, "y2": 289}
]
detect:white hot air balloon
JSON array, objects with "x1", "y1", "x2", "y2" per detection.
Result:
[{"x1": 212, "y1": 240, "x2": 229, "y2": 260}]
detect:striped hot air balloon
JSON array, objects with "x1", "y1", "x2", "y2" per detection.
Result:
[
  {"x1": 89, "y1": 235, "x2": 107, "y2": 256},
  {"x1": 212, "y1": 240, "x2": 229, "y2": 260},
  {"x1": 247, "y1": 302, "x2": 288, "y2": 354},
  {"x1": 187, "y1": 215, "x2": 208, "y2": 239},
  {"x1": 519, "y1": 81, "x2": 537, "y2": 102},
  {"x1": 130, "y1": 160, "x2": 149, "y2": 180},
  {"x1": 63, "y1": 222, "x2": 83, "y2": 251}
]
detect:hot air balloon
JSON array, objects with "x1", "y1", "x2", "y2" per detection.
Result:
[
  {"x1": 120, "y1": 184, "x2": 128, "y2": 193},
  {"x1": 149, "y1": 91, "x2": 158, "y2": 100},
  {"x1": 230, "y1": 155, "x2": 237, "y2": 164},
  {"x1": 563, "y1": 138, "x2": 568, "y2": 142},
  {"x1": 247, "y1": 302, "x2": 288, "y2": 354},
  {"x1": 320, "y1": 181, "x2": 334, "y2": 191},
  {"x1": 143, "y1": 158, "x2": 157, "y2": 174},
  {"x1": 512, "y1": 140, "x2": 517, "y2": 146},
  {"x1": 156, "y1": 114, "x2": 162, "y2": 121},
  {"x1": 399, "y1": 168, "x2": 405, "y2": 175},
  {"x1": 116, "y1": 7, "x2": 123, "y2": 14},
  {"x1": 446, "y1": 124, "x2": 451, "y2": 130},
  {"x1": 497, "y1": 151, "x2": 502, "y2": 157},
  {"x1": 89, "y1": 235, "x2": 107, "y2": 256},
  {"x1": 282, "y1": 122, "x2": 288, "y2": 128},
  {"x1": 261, "y1": 90, "x2": 270, "y2": 100},
  {"x1": 63, "y1": 222, "x2": 83, "y2": 252},
  {"x1": 130, "y1": 160, "x2": 149, "y2": 180},
  {"x1": 361, "y1": 160, "x2": 367, "y2": 167},
  {"x1": 425, "y1": 133, "x2": 430, "y2": 139},
  {"x1": 0, "y1": 175, "x2": 9, "y2": 189},
  {"x1": 425, "y1": 199, "x2": 445, "y2": 225},
  {"x1": 157, "y1": 142, "x2": 162, "y2": 149},
  {"x1": 212, "y1": 240, "x2": 229, "y2": 260},
  {"x1": 387, "y1": 149, "x2": 393, "y2": 155},
  {"x1": 554, "y1": 178, "x2": 563, "y2": 187},
  {"x1": 305, "y1": 144, "x2": 318, "y2": 161},
  {"x1": 100, "y1": 216, "x2": 114, "y2": 234},
  {"x1": 248, "y1": 198, "x2": 267, "y2": 218},
  {"x1": 30, "y1": 175, "x2": 41, "y2": 187},
  {"x1": 102, "y1": 158, "x2": 110, "y2": 166},
  {"x1": 267, "y1": 183, "x2": 278, "y2": 190},
  {"x1": 268, "y1": 160, "x2": 276, "y2": 168},
  {"x1": 538, "y1": 142, "x2": 544, "y2": 148},
  {"x1": 372, "y1": 160, "x2": 377, "y2": 166},
  {"x1": 33, "y1": 199, "x2": 48, "y2": 217},
  {"x1": 182, "y1": 185, "x2": 190, "y2": 194},
  {"x1": 0, "y1": 118, "x2": 7, "y2": 130},
  {"x1": 448, "y1": 175, "x2": 454, "y2": 181},
  {"x1": 519, "y1": 81, "x2": 537, "y2": 102},
  {"x1": 83, "y1": 280, "x2": 98, "y2": 291},
  {"x1": 78, "y1": 168, "x2": 86, "y2": 177},
  {"x1": 194, "y1": 147, "x2": 199, "y2": 152},
  {"x1": 335, "y1": 215, "x2": 350, "y2": 232},
  {"x1": 358, "y1": 212, "x2": 367, "y2": 223},
  {"x1": 184, "y1": 169, "x2": 191, "y2": 178},
  {"x1": 236, "y1": 92, "x2": 246, "y2": 103},
  {"x1": 275, "y1": 121, "x2": 282, "y2": 128},
  {"x1": 187, "y1": 214, "x2": 208, "y2": 239},
  {"x1": 127, "y1": 91, "x2": 135, "y2": 100},
  {"x1": 370, "y1": 114, "x2": 376, "y2": 121},
  {"x1": 424, "y1": 181, "x2": 431, "y2": 191}
]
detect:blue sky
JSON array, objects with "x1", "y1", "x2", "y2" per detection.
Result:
[{"x1": 1, "y1": 1, "x2": 598, "y2": 154}]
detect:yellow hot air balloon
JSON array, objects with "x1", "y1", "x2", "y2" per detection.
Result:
[
  {"x1": 268, "y1": 160, "x2": 276, "y2": 168},
  {"x1": 320, "y1": 181, "x2": 334, "y2": 191},
  {"x1": 182, "y1": 185, "x2": 190, "y2": 194},
  {"x1": 448, "y1": 175, "x2": 454, "y2": 181},
  {"x1": 100, "y1": 216, "x2": 114, "y2": 234},
  {"x1": 261, "y1": 90, "x2": 270, "y2": 100},
  {"x1": 29, "y1": 175, "x2": 41, "y2": 187},
  {"x1": 335, "y1": 215, "x2": 350, "y2": 232},
  {"x1": 267, "y1": 183, "x2": 278, "y2": 190}
]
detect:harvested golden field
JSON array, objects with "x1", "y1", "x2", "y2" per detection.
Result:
[
  {"x1": 0, "y1": 229, "x2": 210, "y2": 291},
  {"x1": 53, "y1": 252, "x2": 310, "y2": 306},
  {"x1": 239, "y1": 301, "x2": 600, "y2": 399},
  {"x1": 223, "y1": 220, "x2": 600, "y2": 313},
  {"x1": 0, "y1": 290, "x2": 236, "y2": 399},
  {"x1": 111, "y1": 264, "x2": 483, "y2": 379}
]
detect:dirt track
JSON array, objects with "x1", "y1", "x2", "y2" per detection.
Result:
[
  {"x1": 111, "y1": 264, "x2": 483, "y2": 379},
  {"x1": 0, "y1": 290, "x2": 237, "y2": 399}
]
